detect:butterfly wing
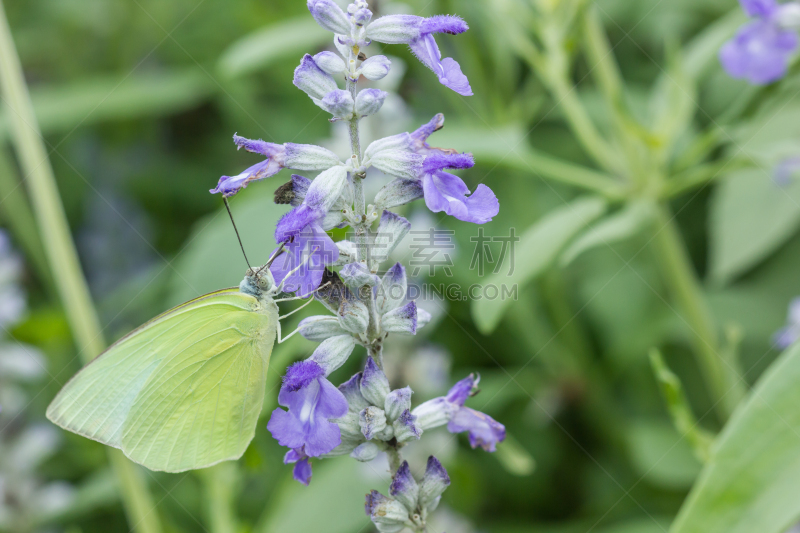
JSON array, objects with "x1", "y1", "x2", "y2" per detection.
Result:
[{"x1": 47, "y1": 289, "x2": 278, "y2": 472}]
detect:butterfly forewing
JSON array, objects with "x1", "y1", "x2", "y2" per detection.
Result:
[{"x1": 46, "y1": 289, "x2": 278, "y2": 472}]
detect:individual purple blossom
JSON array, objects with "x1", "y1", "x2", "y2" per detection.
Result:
[
  {"x1": 210, "y1": 136, "x2": 285, "y2": 197},
  {"x1": 720, "y1": 0, "x2": 799, "y2": 84},
  {"x1": 444, "y1": 375, "x2": 505, "y2": 451},
  {"x1": 774, "y1": 156, "x2": 800, "y2": 186},
  {"x1": 366, "y1": 14, "x2": 472, "y2": 95},
  {"x1": 267, "y1": 360, "x2": 348, "y2": 458},
  {"x1": 420, "y1": 152, "x2": 499, "y2": 224},
  {"x1": 284, "y1": 447, "x2": 313, "y2": 485},
  {"x1": 412, "y1": 374, "x2": 505, "y2": 452},
  {"x1": 269, "y1": 223, "x2": 339, "y2": 297},
  {"x1": 774, "y1": 297, "x2": 800, "y2": 348}
]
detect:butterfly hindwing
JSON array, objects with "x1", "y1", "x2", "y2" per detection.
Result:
[{"x1": 46, "y1": 289, "x2": 278, "y2": 472}]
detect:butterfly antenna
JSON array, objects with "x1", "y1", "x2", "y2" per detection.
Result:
[
  {"x1": 223, "y1": 197, "x2": 252, "y2": 271},
  {"x1": 257, "y1": 242, "x2": 286, "y2": 275}
]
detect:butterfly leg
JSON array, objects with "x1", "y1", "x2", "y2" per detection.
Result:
[
  {"x1": 278, "y1": 296, "x2": 316, "y2": 320},
  {"x1": 276, "y1": 319, "x2": 303, "y2": 344}
]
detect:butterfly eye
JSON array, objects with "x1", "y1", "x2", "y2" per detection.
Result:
[{"x1": 258, "y1": 277, "x2": 268, "y2": 288}]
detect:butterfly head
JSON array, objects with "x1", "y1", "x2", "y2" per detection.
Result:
[{"x1": 240, "y1": 266, "x2": 276, "y2": 298}]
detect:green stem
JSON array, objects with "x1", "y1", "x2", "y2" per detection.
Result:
[
  {"x1": 665, "y1": 157, "x2": 751, "y2": 198},
  {"x1": 650, "y1": 205, "x2": 736, "y2": 420},
  {"x1": 201, "y1": 463, "x2": 239, "y2": 533},
  {"x1": 505, "y1": 148, "x2": 626, "y2": 199},
  {"x1": 0, "y1": 146, "x2": 52, "y2": 288},
  {"x1": 386, "y1": 447, "x2": 402, "y2": 475},
  {"x1": 0, "y1": 4, "x2": 162, "y2": 532}
]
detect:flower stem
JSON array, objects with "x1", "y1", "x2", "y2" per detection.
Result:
[
  {"x1": 386, "y1": 446, "x2": 402, "y2": 475},
  {"x1": 650, "y1": 205, "x2": 741, "y2": 420},
  {"x1": 0, "y1": 4, "x2": 162, "y2": 532}
]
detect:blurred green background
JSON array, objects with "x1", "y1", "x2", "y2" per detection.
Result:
[{"x1": 2, "y1": 0, "x2": 800, "y2": 531}]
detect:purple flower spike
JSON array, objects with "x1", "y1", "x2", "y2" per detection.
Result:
[
  {"x1": 720, "y1": 1, "x2": 799, "y2": 84},
  {"x1": 267, "y1": 360, "x2": 348, "y2": 457},
  {"x1": 284, "y1": 448, "x2": 313, "y2": 485},
  {"x1": 269, "y1": 223, "x2": 339, "y2": 297}
]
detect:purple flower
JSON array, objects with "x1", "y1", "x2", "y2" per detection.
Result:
[
  {"x1": 412, "y1": 374, "x2": 505, "y2": 452},
  {"x1": 284, "y1": 448, "x2": 313, "y2": 485},
  {"x1": 210, "y1": 136, "x2": 285, "y2": 197},
  {"x1": 211, "y1": 137, "x2": 341, "y2": 197},
  {"x1": 366, "y1": 15, "x2": 472, "y2": 95},
  {"x1": 420, "y1": 153, "x2": 499, "y2": 224},
  {"x1": 774, "y1": 156, "x2": 800, "y2": 186},
  {"x1": 720, "y1": 0, "x2": 799, "y2": 84},
  {"x1": 774, "y1": 297, "x2": 800, "y2": 348},
  {"x1": 269, "y1": 223, "x2": 339, "y2": 297},
  {"x1": 267, "y1": 360, "x2": 348, "y2": 457}
]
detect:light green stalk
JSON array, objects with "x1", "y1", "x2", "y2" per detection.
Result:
[{"x1": 0, "y1": 3, "x2": 162, "y2": 532}]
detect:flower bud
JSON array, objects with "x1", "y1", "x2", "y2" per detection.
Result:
[
  {"x1": 365, "y1": 14, "x2": 423, "y2": 44},
  {"x1": 376, "y1": 263, "x2": 407, "y2": 316},
  {"x1": 299, "y1": 315, "x2": 349, "y2": 342},
  {"x1": 411, "y1": 398, "x2": 458, "y2": 430},
  {"x1": 284, "y1": 143, "x2": 342, "y2": 170},
  {"x1": 338, "y1": 372, "x2": 372, "y2": 413},
  {"x1": 340, "y1": 262, "x2": 379, "y2": 290},
  {"x1": 352, "y1": 7, "x2": 373, "y2": 26},
  {"x1": 350, "y1": 441, "x2": 382, "y2": 462},
  {"x1": 368, "y1": 150, "x2": 424, "y2": 180},
  {"x1": 393, "y1": 409, "x2": 422, "y2": 443},
  {"x1": 418, "y1": 456, "x2": 450, "y2": 511},
  {"x1": 384, "y1": 386, "x2": 412, "y2": 421},
  {"x1": 364, "y1": 133, "x2": 411, "y2": 160},
  {"x1": 390, "y1": 461, "x2": 419, "y2": 512},
  {"x1": 293, "y1": 54, "x2": 338, "y2": 100},
  {"x1": 333, "y1": 411, "x2": 362, "y2": 441},
  {"x1": 373, "y1": 211, "x2": 411, "y2": 265},
  {"x1": 417, "y1": 307, "x2": 432, "y2": 330},
  {"x1": 365, "y1": 490, "x2": 410, "y2": 533},
  {"x1": 359, "y1": 406, "x2": 387, "y2": 440},
  {"x1": 360, "y1": 55, "x2": 392, "y2": 80},
  {"x1": 355, "y1": 88, "x2": 387, "y2": 117},
  {"x1": 360, "y1": 356, "x2": 390, "y2": 406},
  {"x1": 319, "y1": 89, "x2": 354, "y2": 118},
  {"x1": 374, "y1": 178, "x2": 424, "y2": 209},
  {"x1": 382, "y1": 301, "x2": 418, "y2": 334},
  {"x1": 313, "y1": 51, "x2": 346, "y2": 75},
  {"x1": 309, "y1": 335, "x2": 356, "y2": 375},
  {"x1": 338, "y1": 298, "x2": 370, "y2": 334},
  {"x1": 304, "y1": 165, "x2": 349, "y2": 213},
  {"x1": 307, "y1": 0, "x2": 351, "y2": 34},
  {"x1": 334, "y1": 34, "x2": 351, "y2": 59}
]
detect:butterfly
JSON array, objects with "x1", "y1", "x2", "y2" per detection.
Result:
[{"x1": 46, "y1": 248, "x2": 312, "y2": 473}]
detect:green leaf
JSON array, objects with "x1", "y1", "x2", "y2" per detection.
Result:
[
  {"x1": 649, "y1": 46, "x2": 695, "y2": 159},
  {"x1": 217, "y1": 17, "x2": 331, "y2": 78},
  {"x1": 626, "y1": 419, "x2": 702, "y2": 490},
  {"x1": 256, "y1": 459, "x2": 375, "y2": 533},
  {"x1": 671, "y1": 342, "x2": 800, "y2": 533},
  {"x1": 708, "y1": 169, "x2": 800, "y2": 285},
  {"x1": 495, "y1": 432, "x2": 536, "y2": 476},
  {"x1": 560, "y1": 200, "x2": 655, "y2": 266},
  {"x1": 0, "y1": 68, "x2": 214, "y2": 137},
  {"x1": 471, "y1": 197, "x2": 607, "y2": 334}
]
